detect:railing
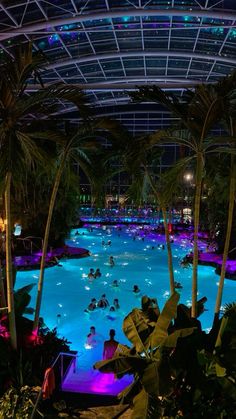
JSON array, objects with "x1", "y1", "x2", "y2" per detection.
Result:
[
  {"x1": 52, "y1": 351, "x2": 77, "y2": 385},
  {"x1": 30, "y1": 351, "x2": 77, "y2": 419}
]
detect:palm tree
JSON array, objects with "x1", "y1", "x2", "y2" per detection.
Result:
[
  {"x1": 131, "y1": 74, "x2": 236, "y2": 317},
  {"x1": 214, "y1": 115, "x2": 236, "y2": 320},
  {"x1": 33, "y1": 126, "x2": 96, "y2": 332},
  {"x1": 33, "y1": 117, "x2": 126, "y2": 331},
  {"x1": 145, "y1": 166, "x2": 186, "y2": 296},
  {"x1": 83, "y1": 151, "x2": 121, "y2": 210},
  {"x1": 0, "y1": 43, "x2": 89, "y2": 348},
  {"x1": 120, "y1": 134, "x2": 182, "y2": 295}
]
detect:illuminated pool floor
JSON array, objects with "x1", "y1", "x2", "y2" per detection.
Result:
[{"x1": 15, "y1": 224, "x2": 236, "y2": 394}]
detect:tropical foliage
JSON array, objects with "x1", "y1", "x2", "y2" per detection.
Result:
[
  {"x1": 95, "y1": 294, "x2": 236, "y2": 418},
  {"x1": 130, "y1": 73, "x2": 236, "y2": 317},
  {"x1": 0, "y1": 42, "x2": 89, "y2": 349}
]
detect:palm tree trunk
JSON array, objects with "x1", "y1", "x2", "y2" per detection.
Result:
[
  {"x1": 33, "y1": 156, "x2": 66, "y2": 332},
  {"x1": 145, "y1": 169, "x2": 175, "y2": 294},
  {"x1": 0, "y1": 259, "x2": 7, "y2": 309},
  {"x1": 214, "y1": 155, "x2": 236, "y2": 319},
  {"x1": 5, "y1": 172, "x2": 17, "y2": 349},
  {"x1": 162, "y1": 206, "x2": 175, "y2": 294},
  {"x1": 191, "y1": 152, "x2": 203, "y2": 318}
]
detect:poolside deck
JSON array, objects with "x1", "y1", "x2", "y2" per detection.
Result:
[
  {"x1": 62, "y1": 362, "x2": 133, "y2": 396},
  {"x1": 13, "y1": 246, "x2": 90, "y2": 270}
]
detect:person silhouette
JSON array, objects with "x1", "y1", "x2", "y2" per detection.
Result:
[{"x1": 103, "y1": 329, "x2": 119, "y2": 360}]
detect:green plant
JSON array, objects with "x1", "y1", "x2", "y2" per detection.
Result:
[
  {"x1": 94, "y1": 292, "x2": 196, "y2": 418},
  {"x1": 0, "y1": 386, "x2": 41, "y2": 419},
  {"x1": 94, "y1": 294, "x2": 236, "y2": 418}
]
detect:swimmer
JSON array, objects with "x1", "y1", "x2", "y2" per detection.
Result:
[
  {"x1": 109, "y1": 256, "x2": 115, "y2": 267},
  {"x1": 88, "y1": 268, "x2": 95, "y2": 279},
  {"x1": 57, "y1": 314, "x2": 61, "y2": 326},
  {"x1": 113, "y1": 298, "x2": 120, "y2": 310},
  {"x1": 112, "y1": 279, "x2": 119, "y2": 288},
  {"x1": 94, "y1": 268, "x2": 102, "y2": 278},
  {"x1": 133, "y1": 285, "x2": 141, "y2": 294},
  {"x1": 180, "y1": 257, "x2": 191, "y2": 268},
  {"x1": 84, "y1": 298, "x2": 97, "y2": 313},
  {"x1": 107, "y1": 240, "x2": 112, "y2": 246},
  {"x1": 174, "y1": 281, "x2": 183, "y2": 289},
  {"x1": 101, "y1": 240, "x2": 105, "y2": 246},
  {"x1": 86, "y1": 326, "x2": 97, "y2": 347},
  {"x1": 106, "y1": 306, "x2": 116, "y2": 321},
  {"x1": 75, "y1": 231, "x2": 80, "y2": 236},
  {"x1": 97, "y1": 294, "x2": 109, "y2": 308}
]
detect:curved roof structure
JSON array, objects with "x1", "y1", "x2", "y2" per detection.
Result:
[{"x1": 1, "y1": 0, "x2": 236, "y2": 132}]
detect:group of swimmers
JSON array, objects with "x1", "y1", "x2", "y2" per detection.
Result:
[
  {"x1": 87, "y1": 268, "x2": 102, "y2": 279},
  {"x1": 86, "y1": 326, "x2": 120, "y2": 359},
  {"x1": 87, "y1": 257, "x2": 115, "y2": 280},
  {"x1": 84, "y1": 294, "x2": 120, "y2": 314},
  {"x1": 102, "y1": 239, "x2": 112, "y2": 246}
]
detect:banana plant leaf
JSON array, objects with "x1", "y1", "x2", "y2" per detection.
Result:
[
  {"x1": 141, "y1": 361, "x2": 159, "y2": 395},
  {"x1": 115, "y1": 343, "x2": 131, "y2": 355},
  {"x1": 160, "y1": 327, "x2": 196, "y2": 348},
  {"x1": 158, "y1": 355, "x2": 173, "y2": 396},
  {"x1": 149, "y1": 292, "x2": 180, "y2": 349},
  {"x1": 94, "y1": 355, "x2": 149, "y2": 377},
  {"x1": 132, "y1": 388, "x2": 161, "y2": 419},
  {"x1": 215, "y1": 363, "x2": 226, "y2": 377},
  {"x1": 123, "y1": 308, "x2": 150, "y2": 354},
  {"x1": 14, "y1": 283, "x2": 35, "y2": 317},
  {"x1": 218, "y1": 376, "x2": 236, "y2": 400},
  {"x1": 118, "y1": 378, "x2": 141, "y2": 403},
  {"x1": 215, "y1": 316, "x2": 228, "y2": 348}
]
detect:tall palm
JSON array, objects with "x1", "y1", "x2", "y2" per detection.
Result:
[
  {"x1": 121, "y1": 135, "x2": 180, "y2": 295},
  {"x1": 33, "y1": 117, "x2": 126, "y2": 331},
  {"x1": 83, "y1": 151, "x2": 122, "y2": 210},
  {"x1": 145, "y1": 156, "x2": 190, "y2": 296},
  {"x1": 0, "y1": 43, "x2": 89, "y2": 348},
  {"x1": 131, "y1": 74, "x2": 236, "y2": 317},
  {"x1": 33, "y1": 126, "x2": 96, "y2": 332},
  {"x1": 214, "y1": 116, "x2": 236, "y2": 319}
]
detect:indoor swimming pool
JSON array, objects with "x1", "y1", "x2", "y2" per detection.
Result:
[{"x1": 15, "y1": 224, "x2": 236, "y2": 393}]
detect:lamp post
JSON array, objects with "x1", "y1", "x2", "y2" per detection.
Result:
[{"x1": 183, "y1": 172, "x2": 193, "y2": 222}]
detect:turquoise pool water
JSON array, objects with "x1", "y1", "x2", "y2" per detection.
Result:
[{"x1": 15, "y1": 224, "x2": 236, "y2": 370}]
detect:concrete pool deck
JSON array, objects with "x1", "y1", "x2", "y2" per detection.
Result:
[{"x1": 13, "y1": 246, "x2": 90, "y2": 271}]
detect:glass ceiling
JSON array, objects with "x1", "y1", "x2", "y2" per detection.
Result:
[{"x1": 0, "y1": 0, "x2": 236, "y2": 130}]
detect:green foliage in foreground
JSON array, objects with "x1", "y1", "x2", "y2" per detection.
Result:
[
  {"x1": 94, "y1": 293, "x2": 236, "y2": 418},
  {"x1": 0, "y1": 386, "x2": 42, "y2": 419}
]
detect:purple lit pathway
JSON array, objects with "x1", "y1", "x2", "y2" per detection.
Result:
[{"x1": 62, "y1": 362, "x2": 133, "y2": 396}]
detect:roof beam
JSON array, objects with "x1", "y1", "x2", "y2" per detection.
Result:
[
  {"x1": 0, "y1": 8, "x2": 235, "y2": 40},
  {"x1": 25, "y1": 78, "x2": 208, "y2": 92},
  {"x1": 45, "y1": 51, "x2": 236, "y2": 70}
]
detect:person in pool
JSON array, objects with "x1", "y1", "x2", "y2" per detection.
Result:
[
  {"x1": 103, "y1": 329, "x2": 119, "y2": 360},
  {"x1": 86, "y1": 326, "x2": 98, "y2": 348},
  {"x1": 84, "y1": 298, "x2": 97, "y2": 313},
  {"x1": 112, "y1": 279, "x2": 119, "y2": 288},
  {"x1": 106, "y1": 306, "x2": 116, "y2": 321},
  {"x1": 109, "y1": 256, "x2": 115, "y2": 267},
  {"x1": 133, "y1": 285, "x2": 141, "y2": 294},
  {"x1": 94, "y1": 268, "x2": 102, "y2": 278},
  {"x1": 97, "y1": 294, "x2": 109, "y2": 308},
  {"x1": 113, "y1": 298, "x2": 120, "y2": 310},
  {"x1": 174, "y1": 281, "x2": 183, "y2": 289},
  {"x1": 88, "y1": 268, "x2": 95, "y2": 279}
]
